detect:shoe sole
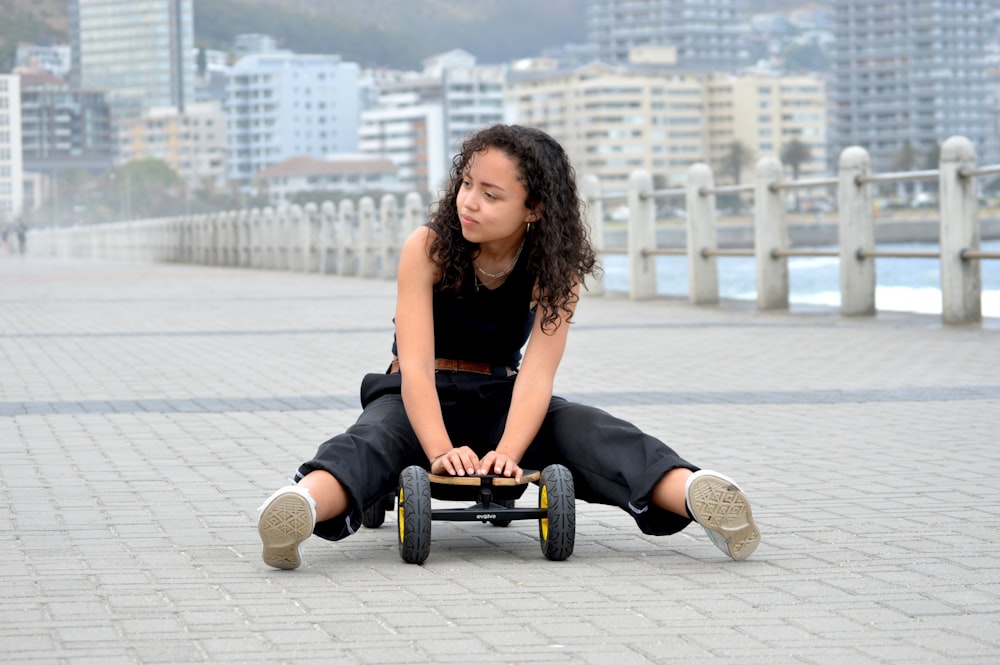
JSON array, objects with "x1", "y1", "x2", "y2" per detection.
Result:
[
  {"x1": 687, "y1": 473, "x2": 760, "y2": 561},
  {"x1": 258, "y1": 492, "x2": 314, "y2": 570}
]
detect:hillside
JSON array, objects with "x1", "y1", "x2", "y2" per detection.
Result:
[
  {"x1": 193, "y1": 0, "x2": 589, "y2": 68},
  {"x1": 0, "y1": 0, "x2": 67, "y2": 69},
  {"x1": 1, "y1": 0, "x2": 832, "y2": 71},
  {"x1": 0, "y1": 0, "x2": 590, "y2": 70}
]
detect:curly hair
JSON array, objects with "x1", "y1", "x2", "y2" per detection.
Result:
[{"x1": 428, "y1": 124, "x2": 599, "y2": 333}]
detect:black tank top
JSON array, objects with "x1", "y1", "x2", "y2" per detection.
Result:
[{"x1": 392, "y1": 253, "x2": 536, "y2": 369}]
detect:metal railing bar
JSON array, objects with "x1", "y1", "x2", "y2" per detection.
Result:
[
  {"x1": 644, "y1": 188, "x2": 686, "y2": 200},
  {"x1": 856, "y1": 170, "x2": 939, "y2": 185},
  {"x1": 960, "y1": 249, "x2": 1000, "y2": 260},
  {"x1": 700, "y1": 184, "x2": 754, "y2": 195},
  {"x1": 642, "y1": 247, "x2": 687, "y2": 256},
  {"x1": 769, "y1": 177, "x2": 839, "y2": 191},
  {"x1": 959, "y1": 165, "x2": 1000, "y2": 178},
  {"x1": 701, "y1": 247, "x2": 755, "y2": 258},
  {"x1": 770, "y1": 248, "x2": 840, "y2": 258},
  {"x1": 856, "y1": 248, "x2": 940, "y2": 259}
]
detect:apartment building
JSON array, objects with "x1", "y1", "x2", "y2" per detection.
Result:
[
  {"x1": 0, "y1": 75, "x2": 24, "y2": 222},
  {"x1": 508, "y1": 55, "x2": 707, "y2": 195},
  {"x1": 506, "y1": 53, "x2": 828, "y2": 195},
  {"x1": 832, "y1": 0, "x2": 999, "y2": 170},
  {"x1": 707, "y1": 73, "x2": 827, "y2": 180},
  {"x1": 255, "y1": 155, "x2": 401, "y2": 205},
  {"x1": 359, "y1": 100, "x2": 446, "y2": 195},
  {"x1": 18, "y1": 67, "x2": 114, "y2": 175},
  {"x1": 69, "y1": 0, "x2": 196, "y2": 121},
  {"x1": 118, "y1": 103, "x2": 227, "y2": 188},
  {"x1": 359, "y1": 50, "x2": 505, "y2": 195},
  {"x1": 15, "y1": 44, "x2": 72, "y2": 79},
  {"x1": 226, "y1": 52, "x2": 360, "y2": 188},
  {"x1": 586, "y1": 0, "x2": 748, "y2": 69}
]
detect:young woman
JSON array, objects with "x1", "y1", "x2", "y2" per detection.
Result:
[{"x1": 257, "y1": 124, "x2": 760, "y2": 569}]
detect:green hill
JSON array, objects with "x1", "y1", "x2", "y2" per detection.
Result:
[{"x1": 0, "y1": 0, "x2": 589, "y2": 71}]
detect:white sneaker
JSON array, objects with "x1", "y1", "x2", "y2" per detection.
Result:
[
  {"x1": 685, "y1": 470, "x2": 760, "y2": 561},
  {"x1": 258, "y1": 485, "x2": 316, "y2": 570}
]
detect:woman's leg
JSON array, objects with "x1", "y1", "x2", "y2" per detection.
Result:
[
  {"x1": 525, "y1": 397, "x2": 697, "y2": 536},
  {"x1": 530, "y1": 398, "x2": 760, "y2": 560},
  {"x1": 651, "y1": 464, "x2": 760, "y2": 561},
  {"x1": 651, "y1": 467, "x2": 694, "y2": 516},
  {"x1": 297, "y1": 469, "x2": 348, "y2": 522},
  {"x1": 259, "y1": 393, "x2": 423, "y2": 569}
]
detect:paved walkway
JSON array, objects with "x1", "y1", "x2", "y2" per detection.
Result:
[{"x1": 1, "y1": 257, "x2": 998, "y2": 665}]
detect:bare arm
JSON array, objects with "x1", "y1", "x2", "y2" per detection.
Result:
[
  {"x1": 394, "y1": 226, "x2": 481, "y2": 476},
  {"x1": 478, "y1": 283, "x2": 578, "y2": 481}
]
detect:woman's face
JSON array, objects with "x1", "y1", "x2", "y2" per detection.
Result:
[{"x1": 456, "y1": 147, "x2": 537, "y2": 246}]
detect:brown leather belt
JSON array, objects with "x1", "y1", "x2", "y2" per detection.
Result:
[{"x1": 388, "y1": 358, "x2": 511, "y2": 376}]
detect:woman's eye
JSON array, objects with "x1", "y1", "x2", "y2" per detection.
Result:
[{"x1": 484, "y1": 192, "x2": 496, "y2": 200}]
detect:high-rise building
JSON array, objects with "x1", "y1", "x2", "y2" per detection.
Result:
[
  {"x1": 585, "y1": 0, "x2": 748, "y2": 70},
  {"x1": 0, "y1": 75, "x2": 24, "y2": 222},
  {"x1": 359, "y1": 50, "x2": 506, "y2": 194},
  {"x1": 18, "y1": 67, "x2": 114, "y2": 175},
  {"x1": 831, "y1": 0, "x2": 1000, "y2": 171},
  {"x1": 226, "y1": 52, "x2": 360, "y2": 187},
  {"x1": 506, "y1": 52, "x2": 827, "y2": 196},
  {"x1": 69, "y1": 0, "x2": 196, "y2": 121},
  {"x1": 118, "y1": 103, "x2": 227, "y2": 188}
]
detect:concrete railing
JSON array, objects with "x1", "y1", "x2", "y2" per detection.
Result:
[
  {"x1": 583, "y1": 135, "x2": 999, "y2": 325},
  {"x1": 28, "y1": 135, "x2": 999, "y2": 325},
  {"x1": 30, "y1": 193, "x2": 427, "y2": 278}
]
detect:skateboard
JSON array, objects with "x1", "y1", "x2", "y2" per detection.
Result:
[{"x1": 363, "y1": 464, "x2": 576, "y2": 564}]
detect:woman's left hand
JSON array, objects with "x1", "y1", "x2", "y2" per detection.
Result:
[{"x1": 478, "y1": 451, "x2": 523, "y2": 483}]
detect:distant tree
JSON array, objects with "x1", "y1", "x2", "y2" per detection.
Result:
[
  {"x1": 890, "y1": 141, "x2": 918, "y2": 172},
  {"x1": 197, "y1": 47, "x2": 207, "y2": 77},
  {"x1": 112, "y1": 159, "x2": 185, "y2": 220},
  {"x1": 720, "y1": 140, "x2": 755, "y2": 186},
  {"x1": 919, "y1": 142, "x2": 943, "y2": 198},
  {"x1": 782, "y1": 42, "x2": 829, "y2": 72},
  {"x1": 890, "y1": 141, "x2": 919, "y2": 197},
  {"x1": 780, "y1": 139, "x2": 812, "y2": 181},
  {"x1": 780, "y1": 139, "x2": 813, "y2": 211},
  {"x1": 923, "y1": 142, "x2": 941, "y2": 170}
]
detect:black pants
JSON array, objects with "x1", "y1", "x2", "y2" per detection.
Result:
[{"x1": 296, "y1": 371, "x2": 697, "y2": 541}]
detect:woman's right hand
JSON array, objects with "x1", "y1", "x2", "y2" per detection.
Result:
[{"x1": 430, "y1": 446, "x2": 480, "y2": 477}]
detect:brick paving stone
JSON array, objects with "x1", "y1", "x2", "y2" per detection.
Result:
[{"x1": 1, "y1": 257, "x2": 999, "y2": 664}]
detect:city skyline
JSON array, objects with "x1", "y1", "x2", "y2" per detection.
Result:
[{"x1": 1, "y1": 0, "x2": 999, "y2": 225}]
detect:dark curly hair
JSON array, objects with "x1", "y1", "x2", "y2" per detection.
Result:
[{"x1": 428, "y1": 124, "x2": 599, "y2": 333}]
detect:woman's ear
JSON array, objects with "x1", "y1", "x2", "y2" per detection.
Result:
[{"x1": 526, "y1": 206, "x2": 543, "y2": 223}]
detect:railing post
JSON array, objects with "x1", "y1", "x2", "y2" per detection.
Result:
[
  {"x1": 358, "y1": 196, "x2": 377, "y2": 277},
  {"x1": 627, "y1": 170, "x2": 657, "y2": 300},
  {"x1": 580, "y1": 174, "x2": 605, "y2": 296},
  {"x1": 248, "y1": 208, "x2": 261, "y2": 268},
  {"x1": 380, "y1": 194, "x2": 400, "y2": 280},
  {"x1": 685, "y1": 163, "x2": 718, "y2": 305},
  {"x1": 303, "y1": 203, "x2": 319, "y2": 272},
  {"x1": 755, "y1": 156, "x2": 788, "y2": 310},
  {"x1": 938, "y1": 135, "x2": 981, "y2": 324},
  {"x1": 337, "y1": 199, "x2": 356, "y2": 276},
  {"x1": 837, "y1": 146, "x2": 876, "y2": 316},
  {"x1": 237, "y1": 209, "x2": 250, "y2": 267},
  {"x1": 261, "y1": 207, "x2": 276, "y2": 269},
  {"x1": 287, "y1": 205, "x2": 303, "y2": 271},
  {"x1": 319, "y1": 201, "x2": 336, "y2": 274},
  {"x1": 404, "y1": 191, "x2": 424, "y2": 237}
]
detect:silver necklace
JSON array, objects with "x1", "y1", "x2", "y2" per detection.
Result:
[{"x1": 474, "y1": 237, "x2": 525, "y2": 290}]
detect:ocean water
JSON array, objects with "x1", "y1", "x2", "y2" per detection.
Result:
[{"x1": 602, "y1": 239, "x2": 1000, "y2": 318}]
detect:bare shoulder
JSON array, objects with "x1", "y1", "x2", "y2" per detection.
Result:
[{"x1": 398, "y1": 225, "x2": 441, "y2": 284}]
